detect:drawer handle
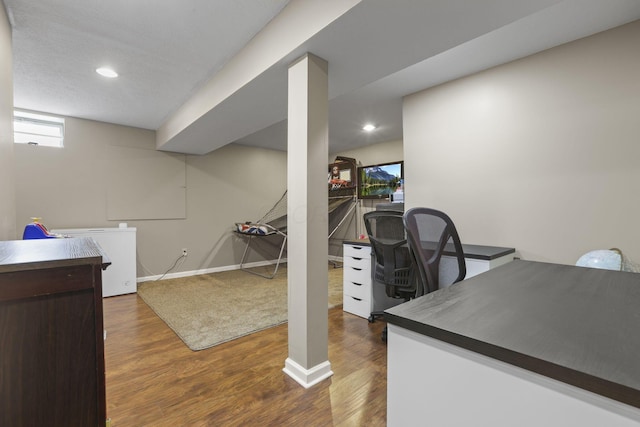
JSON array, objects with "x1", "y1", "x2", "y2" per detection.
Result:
[
  {"x1": 352, "y1": 257, "x2": 363, "y2": 261},
  {"x1": 352, "y1": 246, "x2": 364, "y2": 250},
  {"x1": 351, "y1": 267, "x2": 362, "y2": 271},
  {"x1": 351, "y1": 297, "x2": 362, "y2": 301},
  {"x1": 351, "y1": 282, "x2": 362, "y2": 286}
]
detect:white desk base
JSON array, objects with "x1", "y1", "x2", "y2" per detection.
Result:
[{"x1": 387, "y1": 325, "x2": 640, "y2": 426}]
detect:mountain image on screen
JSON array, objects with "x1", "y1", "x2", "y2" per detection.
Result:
[
  {"x1": 366, "y1": 167, "x2": 395, "y2": 181},
  {"x1": 359, "y1": 162, "x2": 402, "y2": 198}
]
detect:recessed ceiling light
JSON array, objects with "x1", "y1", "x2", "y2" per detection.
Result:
[
  {"x1": 362, "y1": 123, "x2": 376, "y2": 132},
  {"x1": 96, "y1": 67, "x2": 118, "y2": 78}
]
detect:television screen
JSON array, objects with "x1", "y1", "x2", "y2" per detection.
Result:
[{"x1": 358, "y1": 161, "x2": 403, "y2": 199}]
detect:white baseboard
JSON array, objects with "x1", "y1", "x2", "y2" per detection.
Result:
[
  {"x1": 137, "y1": 256, "x2": 344, "y2": 283},
  {"x1": 283, "y1": 358, "x2": 333, "y2": 388},
  {"x1": 137, "y1": 259, "x2": 287, "y2": 283}
]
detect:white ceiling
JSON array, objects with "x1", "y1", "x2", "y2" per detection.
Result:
[
  {"x1": 5, "y1": 0, "x2": 640, "y2": 155},
  {"x1": 4, "y1": 0, "x2": 290, "y2": 129}
]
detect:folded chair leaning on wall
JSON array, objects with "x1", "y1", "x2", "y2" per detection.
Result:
[
  {"x1": 235, "y1": 191, "x2": 289, "y2": 279},
  {"x1": 234, "y1": 190, "x2": 357, "y2": 279}
]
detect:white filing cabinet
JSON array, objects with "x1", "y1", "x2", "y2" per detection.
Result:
[{"x1": 343, "y1": 242, "x2": 405, "y2": 318}]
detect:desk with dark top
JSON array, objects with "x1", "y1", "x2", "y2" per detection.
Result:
[
  {"x1": 0, "y1": 237, "x2": 110, "y2": 427},
  {"x1": 342, "y1": 239, "x2": 515, "y2": 318},
  {"x1": 344, "y1": 239, "x2": 515, "y2": 262},
  {"x1": 344, "y1": 238, "x2": 515, "y2": 280},
  {"x1": 385, "y1": 260, "x2": 640, "y2": 426}
]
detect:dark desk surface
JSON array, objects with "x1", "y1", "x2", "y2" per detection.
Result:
[
  {"x1": 0, "y1": 237, "x2": 110, "y2": 273},
  {"x1": 344, "y1": 239, "x2": 515, "y2": 261},
  {"x1": 385, "y1": 260, "x2": 640, "y2": 409}
]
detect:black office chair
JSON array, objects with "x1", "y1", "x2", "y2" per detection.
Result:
[
  {"x1": 403, "y1": 207, "x2": 466, "y2": 295},
  {"x1": 363, "y1": 211, "x2": 417, "y2": 333}
]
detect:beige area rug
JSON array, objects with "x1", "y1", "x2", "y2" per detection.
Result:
[{"x1": 137, "y1": 265, "x2": 344, "y2": 351}]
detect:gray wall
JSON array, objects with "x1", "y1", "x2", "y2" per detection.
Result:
[
  {"x1": 12, "y1": 110, "x2": 401, "y2": 278},
  {"x1": 0, "y1": 3, "x2": 16, "y2": 240},
  {"x1": 403, "y1": 20, "x2": 640, "y2": 265},
  {"x1": 14, "y1": 115, "x2": 287, "y2": 278}
]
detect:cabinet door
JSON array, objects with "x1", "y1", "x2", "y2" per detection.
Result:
[{"x1": 0, "y1": 265, "x2": 104, "y2": 427}]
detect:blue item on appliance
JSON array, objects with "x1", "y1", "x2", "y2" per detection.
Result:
[{"x1": 23, "y1": 219, "x2": 58, "y2": 239}]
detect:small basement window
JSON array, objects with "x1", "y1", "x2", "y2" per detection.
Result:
[{"x1": 14, "y1": 110, "x2": 65, "y2": 147}]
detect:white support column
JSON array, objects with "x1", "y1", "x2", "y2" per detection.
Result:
[{"x1": 283, "y1": 53, "x2": 332, "y2": 388}]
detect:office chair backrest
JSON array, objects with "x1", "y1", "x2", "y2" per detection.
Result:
[
  {"x1": 403, "y1": 207, "x2": 466, "y2": 295},
  {"x1": 363, "y1": 210, "x2": 415, "y2": 297}
]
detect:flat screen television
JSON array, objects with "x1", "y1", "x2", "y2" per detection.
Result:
[{"x1": 357, "y1": 160, "x2": 403, "y2": 199}]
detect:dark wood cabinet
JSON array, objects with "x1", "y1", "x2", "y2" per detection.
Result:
[{"x1": 0, "y1": 238, "x2": 110, "y2": 427}]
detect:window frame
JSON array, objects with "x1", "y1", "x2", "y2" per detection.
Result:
[{"x1": 13, "y1": 110, "x2": 65, "y2": 148}]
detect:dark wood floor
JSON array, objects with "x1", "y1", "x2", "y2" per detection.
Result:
[{"x1": 103, "y1": 294, "x2": 388, "y2": 426}]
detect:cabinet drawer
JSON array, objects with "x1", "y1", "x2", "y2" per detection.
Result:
[
  {"x1": 343, "y1": 266, "x2": 371, "y2": 287},
  {"x1": 344, "y1": 255, "x2": 371, "y2": 271},
  {"x1": 343, "y1": 279, "x2": 368, "y2": 300},
  {"x1": 344, "y1": 244, "x2": 371, "y2": 259},
  {"x1": 343, "y1": 294, "x2": 371, "y2": 318}
]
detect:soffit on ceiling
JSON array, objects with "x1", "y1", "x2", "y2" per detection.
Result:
[{"x1": 5, "y1": 0, "x2": 640, "y2": 155}]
